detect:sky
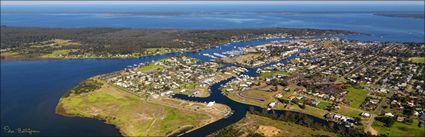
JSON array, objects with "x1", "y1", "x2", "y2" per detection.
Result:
[{"x1": 1, "y1": 1, "x2": 424, "y2": 5}]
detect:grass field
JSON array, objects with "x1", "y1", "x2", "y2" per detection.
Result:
[
  {"x1": 224, "y1": 87, "x2": 280, "y2": 108},
  {"x1": 345, "y1": 85, "x2": 368, "y2": 109},
  {"x1": 317, "y1": 101, "x2": 331, "y2": 110},
  {"x1": 335, "y1": 105, "x2": 362, "y2": 118},
  {"x1": 259, "y1": 71, "x2": 288, "y2": 79},
  {"x1": 176, "y1": 83, "x2": 210, "y2": 97},
  {"x1": 30, "y1": 39, "x2": 80, "y2": 48},
  {"x1": 144, "y1": 48, "x2": 186, "y2": 55},
  {"x1": 227, "y1": 53, "x2": 262, "y2": 67},
  {"x1": 236, "y1": 53, "x2": 261, "y2": 62},
  {"x1": 40, "y1": 49, "x2": 74, "y2": 58},
  {"x1": 373, "y1": 119, "x2": 425, "y2": 137},
  {"x1": 56, "y1": 81, "x2": 213, "y2": 136},
  {"x1": 137, "y1": 62, "x2": 164, "y2": 73},
  {"x1": 408, "y1": 57, "x2": 425, "y2": 64},
  {"x1": 0, "y1": 52, "x2": 25, "y2": 59},
  {"x1": 288, "y1": 103, "x2": 329, "y2": 118},
  {"x1": 231, "y1": 113, "x2": 337, "y2": 137}
]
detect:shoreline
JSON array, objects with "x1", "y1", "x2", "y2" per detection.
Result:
[
  {"x1": 1, "y1": 26, "x2": 358, "y2": 61},
  {"x1": 55, "y1": 82, "x2": 231, "y2": 137},
  {"x1": 55, "y1": 103, "x2": 131, "y2": 137},
  {"x1": 54, "y1": 57, "x2": 234, "y2": 136},
  {"x1": 56, "y1": 97, "x2": 231, "y2": 137}
]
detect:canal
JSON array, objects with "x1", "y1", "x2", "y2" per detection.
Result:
[{"x1": 175, "y1": 37, "x2": 343, "y2": 136}]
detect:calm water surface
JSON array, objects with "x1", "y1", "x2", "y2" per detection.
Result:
[
  {"x1": 1, "y1": 4, "x2": 424, "y2": 42},
  {"x1": 0, "y1": 37, "x2": 312, "y2": 136},
  {"x1": 1, "y1": 54, "x2": 182, "y2": 136}
]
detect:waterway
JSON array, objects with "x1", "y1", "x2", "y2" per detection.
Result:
[
  {"x1": 1, "y1": 36, "x2": 311, "y2": 136},
  {"x1": 175, "y1": 48, "x2": 324, "y2": 136},
  {"x1": 1, "y1": 3, "x2": 424, "y2": 136},
  {"x1": 1, "y1": 3, "x2": 424, "y2": 42}
]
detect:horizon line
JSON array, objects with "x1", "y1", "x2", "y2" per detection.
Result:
[{"x1": 1, "y1": 1, "x2": 424, "y2": 5}]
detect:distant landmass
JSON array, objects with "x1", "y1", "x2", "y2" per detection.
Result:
[
  {"x1": 3, "y1": 11, "x2": 425, "y2": 19},
  {"x1": 375, "y1": 13, "x2": 425, "y2": 19},
  {"x1": 0, "y1": 26, "x2": 354, "y2": 60}
]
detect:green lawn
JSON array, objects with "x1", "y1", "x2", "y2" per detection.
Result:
[
  {"x1": 146, "y1": 48, "x2": 172, "y2": 54},
  {"x1": 40, "y1": 49, "x2": 73, "y2": 58},
  {"x1": 157, "y1": 107, "x2": 207, "y2": 135},
  {"x1": 336, "y1": 106, "x2": 362, "y2": 118},
  {"x1": 57, "y1": 80, "x2": 210, "y2": 136},
  {"x1": 181, "y1": 82, "x2": 197, "y2": 90},
  {"x1": 317, "y1": 101, "x2": 331, "y2": 110},
  {"x1": 259, "y1": 71, "x2": 288, "y2": 79},
  {"x1": 373, "y1": 119, "x2": 425, "y2": 137},
  {"x1": 224, "y1": 88, "x2": 277, "y2": 108},
  {"x1": 137, "y1": 62, "x2": 164, "y2": 73},
  {"x1": 408, "y1": 57, "x2": 425, "y2": 64},
  {"x1": 345, "y1": 85, "x2": 368, "y2": 109},
  {"x1": 282, "y1": 89, "x2": 295, "y2": 99}
]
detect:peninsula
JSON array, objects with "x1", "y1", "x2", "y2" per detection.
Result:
[
  {"x1": 56, "y1": 55, "x2": 238, "y2": 136},
  {"x1": 1, "y1": 26, "x2": 354, "y2": 60},
  {"x1": 48, "y1": 27, "x2": 424, "y2": 137}
]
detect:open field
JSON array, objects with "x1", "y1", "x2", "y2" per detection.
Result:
[
  {"x1": 220, "y1": 53, "x2": 262, "y2": 67},
  {"x1": 0, "y1": 52, "x2": 26, "y2": 59},
  {"x1": 345, "y1": 85, "x2": 368, "y2": 109},
  {"x1": 223, "y1": 86, "x2": 281, "y2": 108},
  {"x1": 372, "y1": 119, "x2": 425, "y2": 137},
  {"x1": 335, "y1": 105, "x2": 362, "y2": 118},
  {"x1": 317, "y1": 101, "x2": 332, "y2": 110},
  {"x1": 408, "y1": 57, "x2": 425, "y2": 64},
  {"x1": 40, "y1": 49, "x2": 75, "y2": 58},
  {"x1": 137, "y1": 61, "x2": 165, "y2": 73},
  {"x1": 173, "y1": 83, "x2": 211, "y2": 98},
  {"x1": 227, "y1": 113, "x2": 337, "y2": 137},
  {"x1": 259, "y1": 71, "x2": 288, "y2": 79},
  {"x1": 224, "y1": 86, "x2": 328, "y2": 119},
  {"x1": 56, "y1": 79, "x2": 228, "y2": 136},
  {"x1": 288, "y1": 104, "x2": 329, "y2": 118}
]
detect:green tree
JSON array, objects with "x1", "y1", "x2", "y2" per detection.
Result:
[
  {"x1": 212, "y1": 127, "x2": 243, "y2": 137},
  {"x1": 247, "y1": 132, "x2": 265, "y2": 137}
]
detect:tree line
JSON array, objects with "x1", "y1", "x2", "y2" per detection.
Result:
[{"x1": 1, "y1": 26, "x2": 353, "y2": 53}]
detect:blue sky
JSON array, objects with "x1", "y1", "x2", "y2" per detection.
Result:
[{"x1": 1, "y1": 1, "x2": 424, "y2": 5}]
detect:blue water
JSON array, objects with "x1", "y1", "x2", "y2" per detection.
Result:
[
  {"x1": 0, "y1": 54, "x2": 183, "y2": 136},
  {"x1": 1, "y1": 4, "x2": 424, "y2": 42},
  {"x1": 0, "y1": 37, "x2": 309, "y2": 136}
]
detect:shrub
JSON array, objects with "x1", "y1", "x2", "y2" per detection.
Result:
[
  {"x1": 62, "y1": 79, "x2": 103, "y2": 98},
  {"x1": 375, "y1": 116, "x2": 395, "y2": 127}
]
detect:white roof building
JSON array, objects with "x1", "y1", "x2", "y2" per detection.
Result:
[
  {"x1": 385, "y1": 112, "x2": 395, "y2": 117},
  {"x1": 207, "y1": 101, "x2": 215, "y2": 107}
]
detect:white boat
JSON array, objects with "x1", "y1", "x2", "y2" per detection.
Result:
[{"x1": 213, "y1": 53, "x2": 227, "y2": 58}]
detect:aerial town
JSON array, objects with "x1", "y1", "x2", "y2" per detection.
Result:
[
  {"x1": 2, "y1": 1, "x2": 425, "y2": 137},
  {"x1": 85, "y1": 38, "x2": 425, "y2": 136},
  {"x1": 101, "y1": 55, "x2": 247, "y2": 98},
  {"x1": 219, "y1": 41, "x2": 301, "y2": 67},
  {"x1": 219, "y1": 38, "x2": 424, "y2": 135},
  {"x1": 54, "y1": 37, "x2": 424, "y2": 137}
]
